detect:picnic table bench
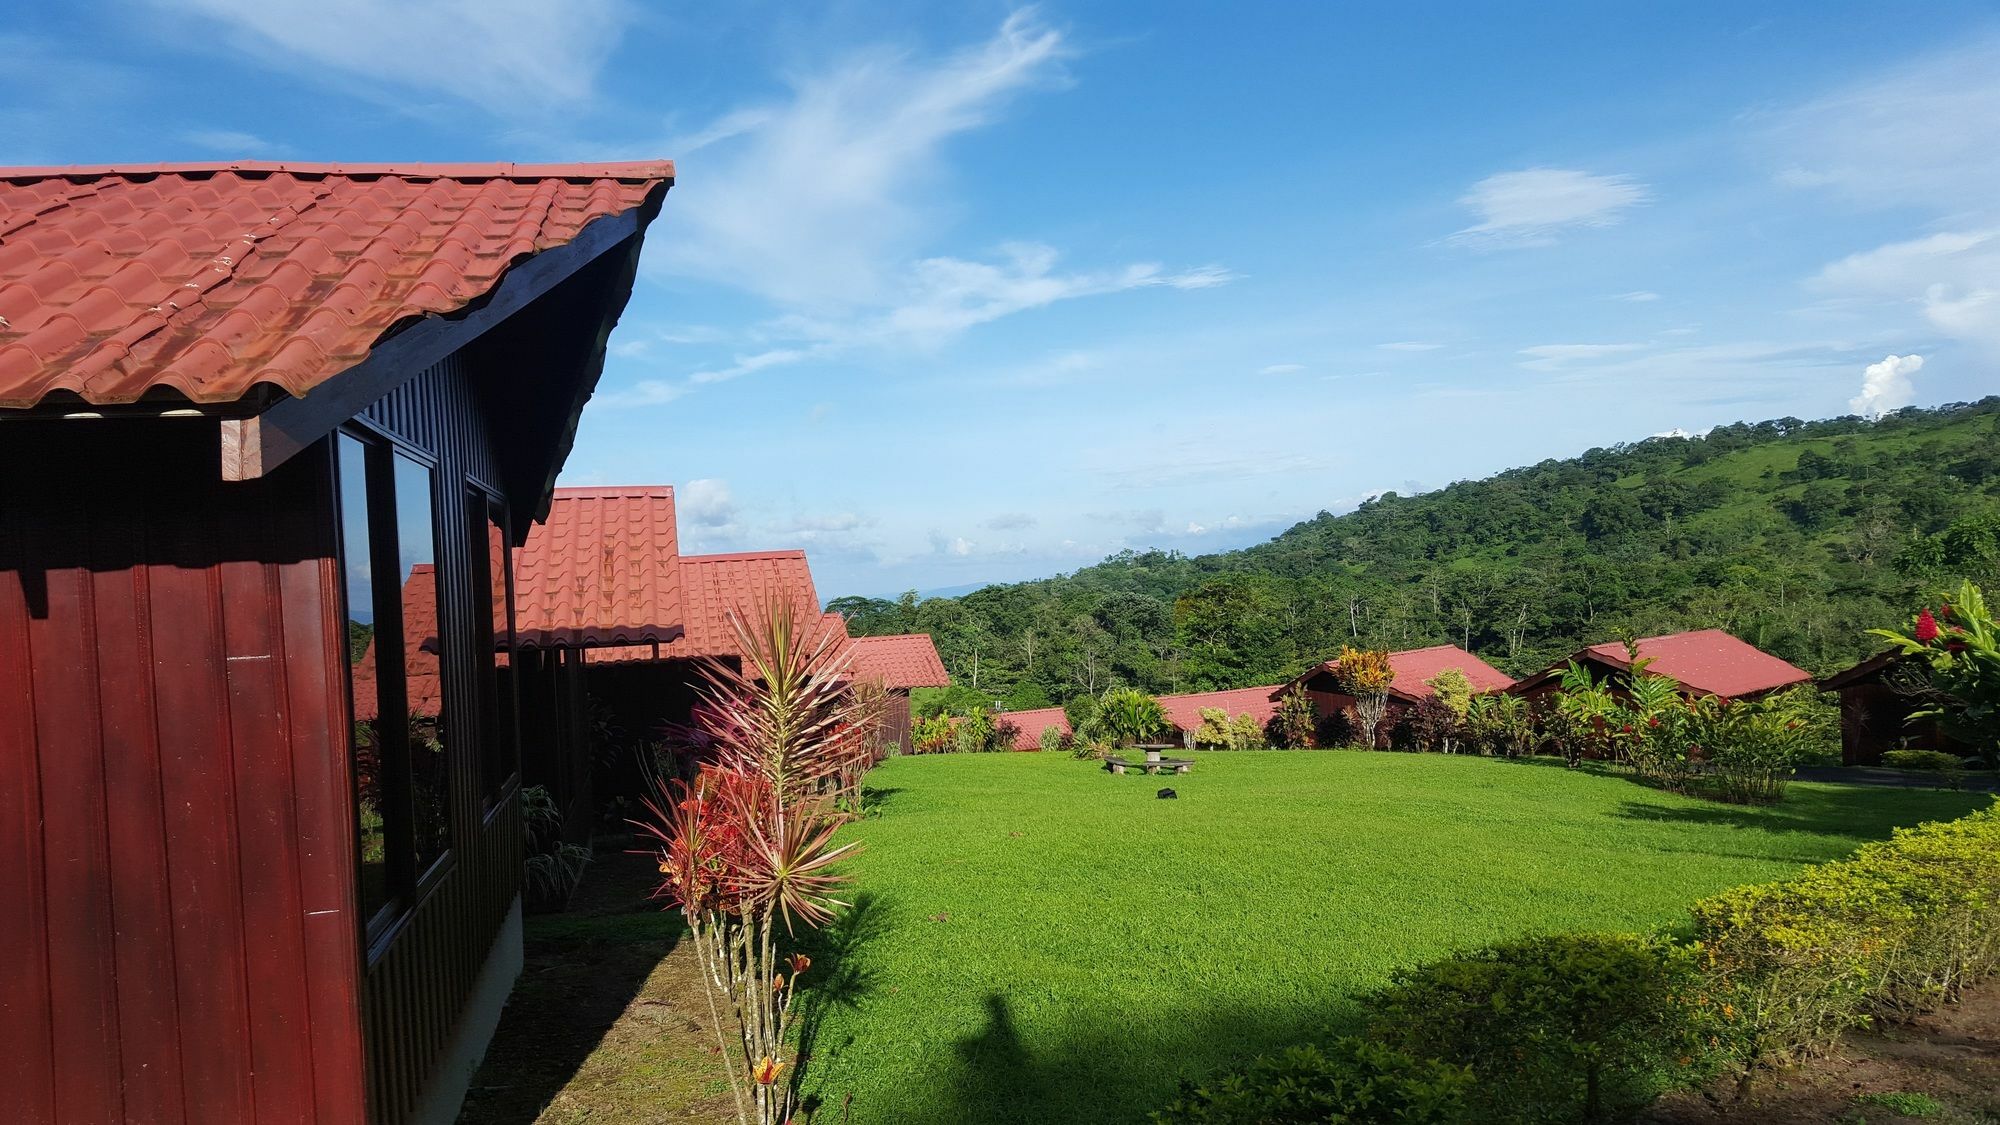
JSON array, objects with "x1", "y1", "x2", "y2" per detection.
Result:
[{"x1": 1104, "y1": 754, "x2": 1194, "y2": 776}]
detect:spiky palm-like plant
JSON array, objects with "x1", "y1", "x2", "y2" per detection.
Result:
[{"x1": 635, "y1": 600, "x2": 876, "y2": 1125}]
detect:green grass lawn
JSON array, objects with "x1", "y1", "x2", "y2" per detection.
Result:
[{"x1": 793, "y1": 751, "x2": 1988, "y2": 1125}]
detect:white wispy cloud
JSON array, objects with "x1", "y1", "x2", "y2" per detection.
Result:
[
  {"x1": 1259, "y1": 363, "x2": 1306, "y2": 375},
  {"x1": 680, "y1": 478, "x2": 739, "y2": 528},
  {"x1": 1517, "y1": 342, "x2": 1649, "y2": 370},
  {"x1": 1452, "y1": 168, "x2": 1650, "y2": 247},
  {"x1": 1612, "y1": 290, "x2": 1661, "y2": 302},
  {"x1": 182, "y1": 128, "x2": 279, "y2": 154},
  {"x1": 654, "y1": 10, "x2": 1071, "y2": 307},
  {"x1": 985, "y1": 512, "x2": 1037, "y2": 530},
  {"x1": 1850, "y1": 354, "x2": 1922, "y2": 418},
  {"x1": 1376, "y1": 341, "x2": 1444, "y2": 352},
  {"x1": 161, "y1": 0, "x2": 630, "y2": 111},
  {"x1": 1760, "y1": 34, "x2": 2000, "y2": 214}
]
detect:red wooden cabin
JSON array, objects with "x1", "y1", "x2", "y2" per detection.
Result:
[
  {"x1": 1509, "y1": 629, "x2": 1811, "y2": 704},
  {"x1": 845, "y1": 633, "x2": 952, "y2": 752},
  {"x1": 1277, "y1": 644, "x2": 1516, "y2": 744},
  {"x1": 1818, "y1": 651, "x2": 1960, "y2": 766},
  {"x1": 0, "y1": 162, "x2": 673, "y2": 1125}
]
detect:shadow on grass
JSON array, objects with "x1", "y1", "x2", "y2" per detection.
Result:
[
  {"x1": 839, "y1": 993, "x2": 1371, "y2": 1125},
  {"x1": 458, "y1": 849, "x2": 686, "y2": 1124},
  {"x1": 795, "y1": 892, "x2": 894, "y2": 1118},
  {"x1": 1615, "y1": 783, "x2": 1991, "y2": 841},
  {"x1": 857, "y1": 786, "x2": 905, "y2": 818}
]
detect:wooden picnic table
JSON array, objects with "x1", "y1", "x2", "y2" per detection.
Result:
[{"x1": 1104, "y1": 754, "x2": 1194, "y2": 776}]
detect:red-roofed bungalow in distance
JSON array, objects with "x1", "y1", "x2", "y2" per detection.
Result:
[
  {"x1": 0, "y1": 162, "x2": 674, "y2": 1125},
  {"x1": 845, "y1": 633, "x2": 952, "y2": 753},
  {"x1": 1002, "y1": 686, "x2": 1285, "y2": 751},
  {"x1": 1509, "y1": 629, "x2": 1812, "y2": 704},
  {"x1": 1277, "y1": 644, "x2": 1516, "y2": 745}
]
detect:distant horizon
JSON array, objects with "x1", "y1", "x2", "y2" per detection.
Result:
[{"x1": 12, "y1": 3, "x2": 1997, "y2": 596}]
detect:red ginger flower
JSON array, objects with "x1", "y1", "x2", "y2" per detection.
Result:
[{"x1": 1915, "y1": 608, "x2": 1940, "y2": 644}]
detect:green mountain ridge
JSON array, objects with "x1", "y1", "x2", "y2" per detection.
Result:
[{"x1": 831, "y1": 399, "x2": 2000, "y2": 711}]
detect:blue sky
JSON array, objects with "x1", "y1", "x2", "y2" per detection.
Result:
[{"x1": 8, "y1": 3, "x2": 1998, "y2": 597}]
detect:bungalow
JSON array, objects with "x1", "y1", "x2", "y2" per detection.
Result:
[
  {"x1": 1277, "y1": 643, "x2": 1516, "y2": 744},
  {"x1": 1510, "y1": 629, "x2": 1811, "y2": 704},
  {"x1": 0, "y1": 161, "x2": 673, "y2": 1125},
  {"x1": 1818, "y1": 651, "x2": 1958, "y2": 766},
  {"x1": 846, "y1": 632, "x2": 952, "y2": 754},
  {"x1": 1003, "y1": 685, "x2": 1286, "y2": 750}
]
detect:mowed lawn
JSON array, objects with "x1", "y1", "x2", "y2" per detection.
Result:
[{"x1": 792, "y1": 751, "x2": 1987, "y2": 1125}]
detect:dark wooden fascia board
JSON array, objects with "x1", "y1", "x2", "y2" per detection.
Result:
[{"x1": 220, "y1": 202, "x2": 650, "y2": 482}]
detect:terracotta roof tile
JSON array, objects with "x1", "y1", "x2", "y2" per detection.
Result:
[
  {"x1": 1580, "y1": 629, "x2": 1811, "y2": 699},
  {"x1": 846, "y1": 634, "x2": 951, "y2": 689},
  {"x1": 1157, "y1": 686, "x2": 1286, "y2": 733},
  {"x1": 513, "y1": 486, "x2": 682, "y2": 648},
  {"x1": 1003, "y1": 707, "x2": 1071, "y2": 750},
  {"x1": 1284, "y1": 644, "x2": 1516, "y2": 702},
  {"x1": 0, "y1": 162, "x2": 672, "y2": 409},
  {"x1": 588, "y1": 549, "x2": 826, "y2": 665}
]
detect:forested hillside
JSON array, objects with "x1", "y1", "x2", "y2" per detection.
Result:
[{"x1": 830, "y1": 399, "x2": 2000, "y2": 711}]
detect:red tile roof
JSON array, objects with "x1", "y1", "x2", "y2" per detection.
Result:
[
  {"x1": 846, "y1": 634, "x2": 951, "y2": 689},
  {"x1": 0, "y1": 162, "x2": 672, "y2": 409},
  {"x1": 513, "y1": 486, "x2": 682, "y2": 648},
  {"x1": 1581, "y1": 629, "x2": 1811, "y2": 699},
  {"x1": 1003, "y1": 707, "x2": 1071, "y2": 750},
  {"x1": 1284, "y1": 644, "x2": 1515, "y2": 701},
  {"x1": 589, "y1": 550, "x2": 826, "y2": 664},
  {"x1": 1158, "y1": 686, "x2": 1284, "y2": 733},
  {"x1": 350, "y1": 564, "x2": 443, "y2": 721}
]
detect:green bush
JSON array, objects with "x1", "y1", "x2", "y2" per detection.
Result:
[
  {"x1": 1367, "y1": 933, "x2": 1724, "y2": 1124},
  {"x1": 1036, "y1": 723, "x2": 1068, "y2": 753},
  {"x1": 1880, "y1": 748, "x2": 1967, "y2": 771},
  {"x1": 1688, "y1": 803, "x2": 2000, "y2": 1068},
  {"x1": 1151, "y1": 1039, "x2": 1471, "y2": 1125}
]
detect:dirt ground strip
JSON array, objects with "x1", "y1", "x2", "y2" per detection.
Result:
[{"x1": 1648, "y1": 979, "x2": 2000, "y2": 1125}]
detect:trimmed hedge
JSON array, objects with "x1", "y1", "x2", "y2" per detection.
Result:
[
  {"x1": 1154, "y1": 802, "x2": 2000, "y2": 1124},
  {"x1": 1367, "y1": 934, "x2": 1724, "y2": 1124},
  {"x1": 1880, "y1": 748, "x2": 1966, "y2": 772},
  {"x1": 1151, "y1": 1039, "x2": 1470, "y2": 1125},
  {"x1": 1689, "y1": 803, "x2": 2000, "y2": 1067}
]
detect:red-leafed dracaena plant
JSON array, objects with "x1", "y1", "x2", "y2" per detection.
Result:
[{"x1": 634, "y1": 599, "x2": 878, "y2": 1125}]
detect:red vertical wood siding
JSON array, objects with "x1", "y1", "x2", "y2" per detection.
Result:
[{"x1": 0, "y1": 423, "x2": 366, "y2": 1125}]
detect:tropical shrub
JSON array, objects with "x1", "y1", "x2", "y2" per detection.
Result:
[
  {"x1": 1871, "y1": 581, "x2": 2000, "y2": 766},
  {"x1": 1336, "y1": 646, "x2": 1396, "y2": 748},
  {"x1": 634, "y1": 602, "x2": 870, "y2": 1125},
  {"x1": 1099, "y1": 687, "x2": 1171, "y2": 747},
  {"x1": 1688, "y1": 804, "x2": 2000, "y2": 1070},
  {"x1": 1402, "y1": 695, "x2": 1462, "y2": 753},
  {"x1": 1037, "y1": 724, "x2": 1068, "y2": 753},
  {"x1": 1425, "y1": 668, "x2": 1474, "y2": 721},
  {"x1": 1703, "y1": 688, "x2": 1828, "y2": 803},
  {"x1": 1880, "y1": 748, "x2": 1966, "y2": 771},
  {"x1": 1272, "y1": 686, "x2": 1317, "y2": 749},
  {"x1": 909, "y1": 713, "x2": 955, "y2": 754},
  {"x1": 1193, "y1": 707, "x2": 1237, "y2": 750},
  {"x1": 1464, "y1": 692, "x2": 1534, "y2": 758},
  {"x1": 522, "y1": 784, "x2": 591, "y2": 912},
  {"x1": 1230, "y1": 712, "x2": 1266, "y2": 750},
  {"x1": 1065, "y1": 693, "x2": 1104, "y2": 743},
  {"x1": 1369, "y1": 933, "x2": 1725, "y2": 1125},
  {"x1": 1151, "y1": 1039, "x2": 1471, "y2": 1125}
]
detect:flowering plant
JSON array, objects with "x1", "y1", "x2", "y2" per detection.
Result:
[
  {"x1": 635, "y1": 600, "x2": 876, "y2": 1124},
  {"x1": 1871, "y1": 581, "x2": 2000, "y2": 766},
  {"x1": 1335, "y1": 646, "x2": 1396, "y2": 747}
]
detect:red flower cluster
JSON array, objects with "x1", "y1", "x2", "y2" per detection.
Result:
[
  {"x1": 1915, "y1": 608, "x2": 1940, "y2": 644},
  {"x1": 643, "y1": 766, "x2": 773, "y2": 916}
]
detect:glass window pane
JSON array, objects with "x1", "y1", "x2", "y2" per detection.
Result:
[
  {"x1": 393, "y1": 453, "x2": 451, "y2": 877},
  {"x1": 338, "y1": 434, "x2": 390, "y2": 922},
  {"x1": 478, "y1": 498, "x2": 518, "y2": 799}
]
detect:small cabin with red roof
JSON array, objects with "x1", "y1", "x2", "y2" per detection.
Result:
[
  {"x1": 0, "y1": 161, "x2": 672, "y2": 1125},
  {"x1": 1818, "y1": 651, "x2": 1959, "y2": 766},
  {"x1": 1510, "y1": 629, "x2": 1811, "y2": 705},
  {"x1": 846, "y1": 633, "x2": 952, "y2": 752},
  {"x1": 1277, "y1": 644, "x2": 1516, "y2": 745}
]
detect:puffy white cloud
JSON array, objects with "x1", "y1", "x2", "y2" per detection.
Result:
[
  {"x1": 680, "y1": 478, "x2": 739, "y2": 528},
  {"x1": 1811, "y1": 229, "x2": 2000, "y2": 354},
  {"x1": 1850, "y1": 354, "x2": 1922, "y2": 418},
  {"x1": 1452, "y1": 168, "x2": 1650, "y2": 247}
]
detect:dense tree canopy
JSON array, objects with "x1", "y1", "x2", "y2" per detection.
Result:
[{"x1": 832, "y1": 400, "x2": 2000, "y2": 709}]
